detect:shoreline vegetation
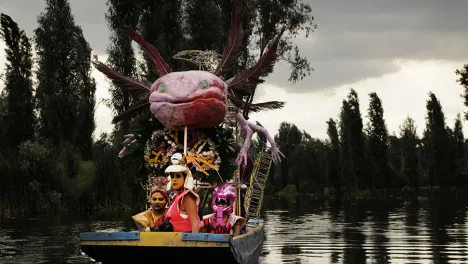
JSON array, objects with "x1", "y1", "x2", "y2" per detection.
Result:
[{"x1": 1, "y1": 1, "x2": 468, "y2": 217}]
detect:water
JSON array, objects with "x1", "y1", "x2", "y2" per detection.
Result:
[{"x1": 1, "y1": 196, "x2": 467, "y2": 264}]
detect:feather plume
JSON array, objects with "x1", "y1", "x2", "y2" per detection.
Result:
[
  {"x1": 228, "y1": 26, "x2": 286, "y2": 91},
  {"x1": 229, "y1": 78, "x2": 264, "y2": 93},
  {"x1": 249, "y1": 101, "x2": 285, "y2": 112},
  {"x1": 213, "y1": 0, "x2": 244, "y2": 76},
  {"x1": 119, "y1": 25, "x2": 172, "y2": 76},
  {"x1": 112, "y1": 102, "x2": 151, "y2": 124},
  {"x1": 228, "y1": 95, "x2": 284, "y2": 112},
  {"x1": 93, "y1": 60, "x2": 151, "y2": 97}
]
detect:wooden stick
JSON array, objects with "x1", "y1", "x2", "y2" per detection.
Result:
[{"x1": 184, "y1": 125, "x2": 188, "y2": 156}]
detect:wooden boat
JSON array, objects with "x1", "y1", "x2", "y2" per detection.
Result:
[{"x1": 80, "y1": 219, "x2": 264, "y2": 264}]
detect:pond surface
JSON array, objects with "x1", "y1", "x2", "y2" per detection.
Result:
[{"x1": 1, "y1": 196, "x2": 467, "y2": 263}]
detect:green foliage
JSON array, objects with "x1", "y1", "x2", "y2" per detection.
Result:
[
  {"x1": 34, "y1": 0, "x2": 96, "y2": 154},
  {"x1": 455, "y1": 64, "x2": 468, "y2": 120},
  {"x1": 366, "y1": 92, "x2": 390, "y2": 188},
  {"x1": 274, "y1": 122, "x2": 303, "y2": 188},
  {"x1": 278, "y1": 184, "x2": 298, "y2": 198},
  {"x1": 326, "y1": 118, "x2": 341, "y2": 193},
  {"x1": 425, "y1": 92, "x2": 453, "y2": 187},
  {"x1": 399, "y1": 116, "x2": 420, "y2": 188},
  {"x1": 0, "y1": 13, "x2": 35, "y2": 150},
  {"x1": 339, "y1": 89, "x2": 367, "y2": 190}
]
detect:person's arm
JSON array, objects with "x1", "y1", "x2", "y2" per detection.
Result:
[
  {"x1": 232, "y1": 222, "x2": 241, "y2": 237},
  {"x1": 199, "y1": 219, "x2": 205, "y2": 229},
  {"x1": 183, "y1": 193, "x2": 200, "y2": 233},
  {"x1": 132, "y1": 212, "x2": 150, "y2": 232}
]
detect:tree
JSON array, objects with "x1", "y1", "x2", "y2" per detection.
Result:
[
  {"x1": 366, "y1": 92, "x2": 390, "y2": 188},
  {"x1": 455, "y1": 64, "x2": 468, "y2": 120},
  {"x1": 105, "y1": 0, "x2": 142, "y2": 133},
  {"x1": 339, "y1": 99, "x2": 352, "y2": 189},
  {"x1": 326, "y1": 118, "x2": 341, "y2": 194},
  {"x1": 34, "y1": 0, "x2": 86, "y2": 145},
  {"x1": 139, "y1": 0, "x2": 186, "y2": 79},
  {"x1": 399, "y1": 116, "x2": 420, "y2": 189},
  {"x1": 424, "y1": 92, "x2": 453, "y2": 187},
  {"x1": 288, "y1": 138, "x2": 327, "y2": 193},
  {"x1": 452, "y1": 113, "x2": 465, "y2": 186},
  {"x1": 0, "y1": 13, "x2": 35, "y2": 150},
  {"x1": 253, "y1": 0, "x2": 316, "y2": 82},
  {"x1": 71, "y1": 28, "x2": 96, "y2": 159},
  {"x1": 274, "y1": 122, "x2": 302, "y2": 188},
  {"x1": 339, "y1": 89, "x2": 368, "y2": 190}
]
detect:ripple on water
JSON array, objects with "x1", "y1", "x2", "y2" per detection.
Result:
[{"x1": 259, "y1": 200, "x2": 468, "y2": 264}]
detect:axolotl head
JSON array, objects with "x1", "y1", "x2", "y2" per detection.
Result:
[{"x1": 149, "y1": 70, "x2": 228, "y2": 130}]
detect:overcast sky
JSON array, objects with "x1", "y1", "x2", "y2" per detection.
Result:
[{"x1": 1, "y1": 0, "x2": 468, "y2": 141}]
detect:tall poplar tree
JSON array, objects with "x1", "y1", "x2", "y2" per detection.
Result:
[
  {"x1": 326, "y1": 118, "x2": 341, "y2": 194},
  {"x1": 105, "y1": 0, "x2": 141, "y2": 133},
  {"x1": 399, "y1": 116, "x2": 420, "y2": 188},
  {"x1": 35, "y1": 0, "x2": 83, "y2": 145},
  {"x1": 424, "y1": 92, "x2": 453, "y2": 187},
  {"x1": 366, "y1": 92, "x2": 390, "y2": 188},
  {"x1": 0, "y1": 13, "x2": 35, "y2": 150}
]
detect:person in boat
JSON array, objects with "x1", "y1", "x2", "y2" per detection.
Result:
[
  {"x1": 165, "y1": 153, "x2": 201, "y2": 233},
  {"x1": 199, "y1": 182, "x2": 246, "y2": 237},
  {"x1": 132, "y1": 177, "x2": 170, "y2": 232}
]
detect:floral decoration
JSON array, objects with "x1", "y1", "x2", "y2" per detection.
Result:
[
  {"x1": 144, "y1": 129, "x2": 182, "y2": 169},
  {"x1": 143, "y1": 128, "x2": 221, "y2": 173}
]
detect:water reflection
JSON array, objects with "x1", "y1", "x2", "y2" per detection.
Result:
[
  {"x1": 0, "y1": 197, "x2": 467, "y2": 263},
  {"x1": 260, "y1": 196, "x2": 468, "y2": 264}
]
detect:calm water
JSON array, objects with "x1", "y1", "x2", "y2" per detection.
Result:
[{"x1": 1, "y1": 196, "x2": 467, "y2": 264}]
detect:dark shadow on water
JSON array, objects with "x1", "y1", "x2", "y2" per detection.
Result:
[
  {"x1": 426, "y1": 193, "x2": 467, "y2": 264},
  {"x1": 341, "y1": 199, "x2": 367, "y2": 264}
]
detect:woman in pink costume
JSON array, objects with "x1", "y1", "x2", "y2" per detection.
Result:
[
  {"x1": 200, "y1": 183, "x2": 246, "y2": 237},
  {"x1": 165, "y1": 153, "x2": 200, "y2": 233}
]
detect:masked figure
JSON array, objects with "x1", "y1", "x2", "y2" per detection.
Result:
[{"x1": 200, "y1": 183, "x2": 246, "y2": 237}]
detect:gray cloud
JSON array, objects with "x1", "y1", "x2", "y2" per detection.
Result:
[
  {"x1": 2, "y1": 0, "x2": 468, "y2": 93},
  {"x1": 265, "y1": 0, "x2": 468, "y2": 92}
]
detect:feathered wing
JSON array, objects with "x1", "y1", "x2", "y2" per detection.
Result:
[
  {"x1": 119, "y1": 25, "x2": 172, "y2": 77},
  {"x1": 213, "y1": 0, "x2": 244, "y2": 76},
  {"x1": 92, "y1": 60, "x2": 151, "y2": 97},
  {"x1": 228, "y1": 26, "x2": 286, "y2": 93},
  {"x1": 112, "y1": 102, "x2": 151, "y2": 124}
]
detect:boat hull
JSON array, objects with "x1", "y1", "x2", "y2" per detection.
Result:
[{"x1": 80, "y1": 220, "x2": 264, "y2": 264}]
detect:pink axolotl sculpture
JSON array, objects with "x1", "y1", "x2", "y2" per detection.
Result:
[
  {"x1": 93, "y1": 0, "x2": 285, "y2": 166},
  {"x1": 149, "y1": 71, "x2": 228, "y2": 130}
]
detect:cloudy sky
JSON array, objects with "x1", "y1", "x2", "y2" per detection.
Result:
[{"x1": 1, "y1": 0, "x2": 468, "y2": 140}]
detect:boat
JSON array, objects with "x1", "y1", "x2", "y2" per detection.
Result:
[
  {"x1": 80, "y1": 219, "x2": 264, "y2": 264},
  {"x1": 79, "y1": 148, "x2": 273, "y2": 263}
]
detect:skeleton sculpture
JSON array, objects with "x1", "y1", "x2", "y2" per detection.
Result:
[{"x1": 93, "y1": 0, "x2": 285, "y2": 166}]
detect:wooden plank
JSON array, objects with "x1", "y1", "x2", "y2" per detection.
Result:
[
  {"x1": 80, "y1": 232, "x2": 230, "y2": 248},
  {"x1": 80, "y1": 232, "x2": 140, "y2": 241},
  {"x1": 247, "y1": 219, "x2": 264, "y2": 224},
  {"x1": 181, "y1": 233, "x2": 232, "y2": 242}
]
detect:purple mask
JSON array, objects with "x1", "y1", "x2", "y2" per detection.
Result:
[{"x1": 211, "y1": 183, "x2": 236, "y2": 216}]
